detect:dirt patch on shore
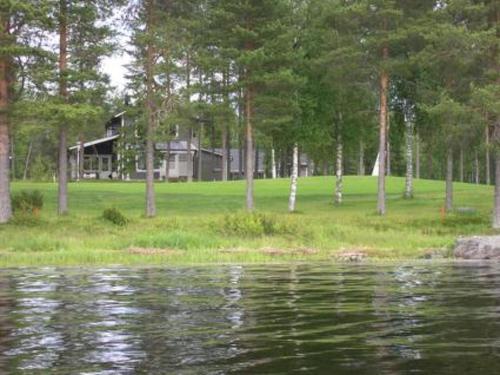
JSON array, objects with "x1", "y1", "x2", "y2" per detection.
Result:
[
  {"x1": 127, "y1": 247, "x2": 181, "y2": 256},
  {"x1": 332, "y1": 249, "x2": 369, "y2": 262},
  {"x1": 221, "y1": 247, "x2": 319, "y2": 257}
]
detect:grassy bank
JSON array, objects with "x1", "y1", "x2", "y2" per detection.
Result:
[{"x1": 0, "y1": 176, "x2": 495, "y2": 266}]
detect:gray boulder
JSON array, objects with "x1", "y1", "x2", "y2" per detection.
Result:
[{"x1": 454, "y1": 236, "x2": 500, "y2": 260}]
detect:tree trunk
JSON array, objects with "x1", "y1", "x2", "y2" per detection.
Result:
[
  {"x1": 415, "y1": 132, "x2": 420, "y2": 179},
  {"x1": 237, "y1": 83, "x2": 244, "y2": 179},
  {"x1": 23, "y1": 140, "x2": 33, "y2": 180},
  {"x1": 58, "y1": 0, "x2": 68, "y2": 215},
  {"x1": 78, "y1": 134, "x2": 84, "y2": 181},
  {"x1": 165, "y1": 141, "x2": 170, "y2": 182},
  {"x1": 187, "y1": 127, "x2": 193, "y2": 182},
  {"x1": 239, "y1": 143, "x2": 243, "y2": 179},
  {"x1": 491, "y1": 5, "x2": 499, "y2": 227},
  {"x1": 10, "y1": 128, "x2": 14, "y2": 180},
  {"x1": 0, "y1": 7, "x2": 11, "y2": 223},
  {"x1": 254, "y1": 144, "x2": 259, "y2": 179},
  {"x1": 245, "y1": 84, "x2": 254, "y2": 211},
  {"x1": 144, "y1": 0, "x2": 156, "y2": 217},
  {"x1": 494, "y1": 132, "x2": 500, "y2": 228},
  {"x1": 335, "y1": 130, "x2": 343, "y2": 205},
  {"x1": 445, "y1": 149, "x2": 453, "y2": 213},
  {"x1": 377, "y1": 46, "x2": 389, "y2": 215},
  {"x1": 288, "y1": 143, "x2": 299, "y2": 212},
  {"x1": 474, "y1": 151, "x2": 480, "y2": 184},
  {"x1": 386, "y1": 112, "x2": 391, "y2": 176},
  {"x1": 221, "y1": 70, "x2": 230, "y2": 181},
  {"x1": 404, "y1": 117, "x2": 414, "y2": 199},
  {"x1": 486, "y1": 126, "x2": 491, "y2": 185},
  {"x1": 226, "y1": 131, "x2": 231, "y2": 179},
  {"x1": 427, "y1": 146, "x2": 433, "y2": 180},
  {"x1": 0, "y1": 51, "x2": 11, "y2": 222},
  {"x1": 358, "y1": 140, "x2": 365, "y2": 176},
  {"x1": 186, "y1": 55, "x2": 193, "y2": 183},
  {"x1": 197, "y1": 124, "x2": 202, "y2": 181},
  {"x1": 221, "y1": 125, "x2": 228, "y2": 181},
  {"x1": 459, "y1": 147, "x2": 464, "y2": 182},
  {"x1": 271, "y1": 148, "x2": 277, "y2": 179}
]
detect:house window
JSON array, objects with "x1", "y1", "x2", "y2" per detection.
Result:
[
  {"x1": 83, "y1": 156, "x2": 98, "y2": 171},
  {"x1": 137, "y1": 152, "x2": 162, "y2": 171},
  {"x1": 101, "y1": 156, "x2": 111, "y2": 172},
  {"x1": 168, "y1": 156, "x2": 176, "y2": 170},
  {"x1": 178, "y1": 154, "x2": 188, "y2": 162}
]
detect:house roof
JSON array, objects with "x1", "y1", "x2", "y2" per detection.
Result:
[{"x1": 69, "y1": 135, "x2": 119, "y2": 150}]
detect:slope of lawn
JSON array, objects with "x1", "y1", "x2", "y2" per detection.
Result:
[{"x1": 0, "y1": 176, "x2": 495, "y2": 266}]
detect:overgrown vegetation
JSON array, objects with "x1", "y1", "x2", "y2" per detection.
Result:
[
  {"x1": 102, "y1": 207, "x2": 129, "y2": 226},
  {"x1": 11, "y1": 190, "x2": 44, "y2": 215},
  {"x1": 218, "y1": 212, "x2": 299, "y2": 237}
]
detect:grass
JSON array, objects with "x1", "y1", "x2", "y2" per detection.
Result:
[{"x1": 0, "y1": 176, "x2": 495, "y2": 266}]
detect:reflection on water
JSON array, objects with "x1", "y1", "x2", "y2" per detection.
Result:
[{"x1": 0, "y1": 263, "x2": 500, "y2": 374}]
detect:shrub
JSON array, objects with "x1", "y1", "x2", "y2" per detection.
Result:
[
  {"x1": 218, "y1": 212, "x2": 299, "y2": 237},
  {"x1": 102, "y1": 207, "x2": 128, "y2": 226},
  {"x1": 11, "y1": 190, "x2": 44, "y2": 217}
]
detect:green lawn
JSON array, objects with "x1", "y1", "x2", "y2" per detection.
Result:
[{"x1": 0, "y1": 176, "x2": 495, "y2": 266}]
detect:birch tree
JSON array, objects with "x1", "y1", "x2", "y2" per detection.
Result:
[{"x1": 288, "y1": 143, "x2": 299, "y2": 212}]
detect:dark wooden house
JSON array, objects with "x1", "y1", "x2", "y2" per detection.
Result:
[{"x1": 69, "y1": 112, "x2": 223, "y2": 181}]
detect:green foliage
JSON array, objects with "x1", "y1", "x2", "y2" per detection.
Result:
[
  {"x1": 30, "y1": 156, "x2": 55, "y2": 181},
  {"x1": 218, "y1": 212, "x2": 298, "y2": 237},
  {"x1": 131, "y1": 230, "x2": 220, "y2": 251},
  {"x1": 442, "y1": 210, "x2": 488, "y2": 228},
  {"x1": 11, "y1": 190, "x2": 44, "y2": 215},
  {"x1": 7, "y1": 236, "x2": 67, "y2": 252},
  {"x1": 102, "y1": 207, "x2": 128, "y2": 226}
]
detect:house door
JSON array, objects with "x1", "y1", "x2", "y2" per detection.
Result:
[
  {"x1": 99, "y1": 156, "x2": 111, "y2": 179},
  {"x1": 169, "y1": 154, "x2": 179, "y2": 178}
]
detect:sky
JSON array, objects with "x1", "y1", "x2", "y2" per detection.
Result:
[
  {"x1": 102, "y1": 53, "x2": 130, "y2": 91},
  {"x1": 101, "y1": 8, "x2": 131, "y2": 92}
]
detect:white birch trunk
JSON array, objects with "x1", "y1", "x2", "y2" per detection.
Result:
[
  {"x1": 335, "y1": 133, "x2": 343, "y2": 205},
  {"x1": 486, "y1": 126, "x2": 491, "y2": 185},
  {"x1": 404, "y1": 118, "x2": 414, "y2": 199},
  {"x1": 415, "y1": 132, "x2": 420, "y2": 179},
  {"x1": 288, "y1": 143, "x2": 299, "y2": 212},
  {"x1": 271, "y1": 148, "x2": 277, "y2": 179}
]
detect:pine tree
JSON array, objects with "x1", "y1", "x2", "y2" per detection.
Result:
[
  {"x1": 0, "y1": 1, "x2": 51, "y2": 223},
  {"x1": 211, "y1": 0, "x2": 298, "y2": 210}
]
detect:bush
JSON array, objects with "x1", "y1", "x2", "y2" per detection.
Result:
[
  {"x1": 218, "y1": 212, "x2": 298, "y2": 237},
  {"x1": 102, "y1": 207, "x2": 128, "y2": 226},
  {"x1": 11, "y1": 190, "x2": 44, "y2": 216}
]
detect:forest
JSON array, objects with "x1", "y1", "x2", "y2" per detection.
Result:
[{"x1": 0, "y1": 0, "x2": 498, "y2": 228}]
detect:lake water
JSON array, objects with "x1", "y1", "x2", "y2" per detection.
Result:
[{"x1": 0, "y1": 263, "x2": 499, "y2": 374}]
